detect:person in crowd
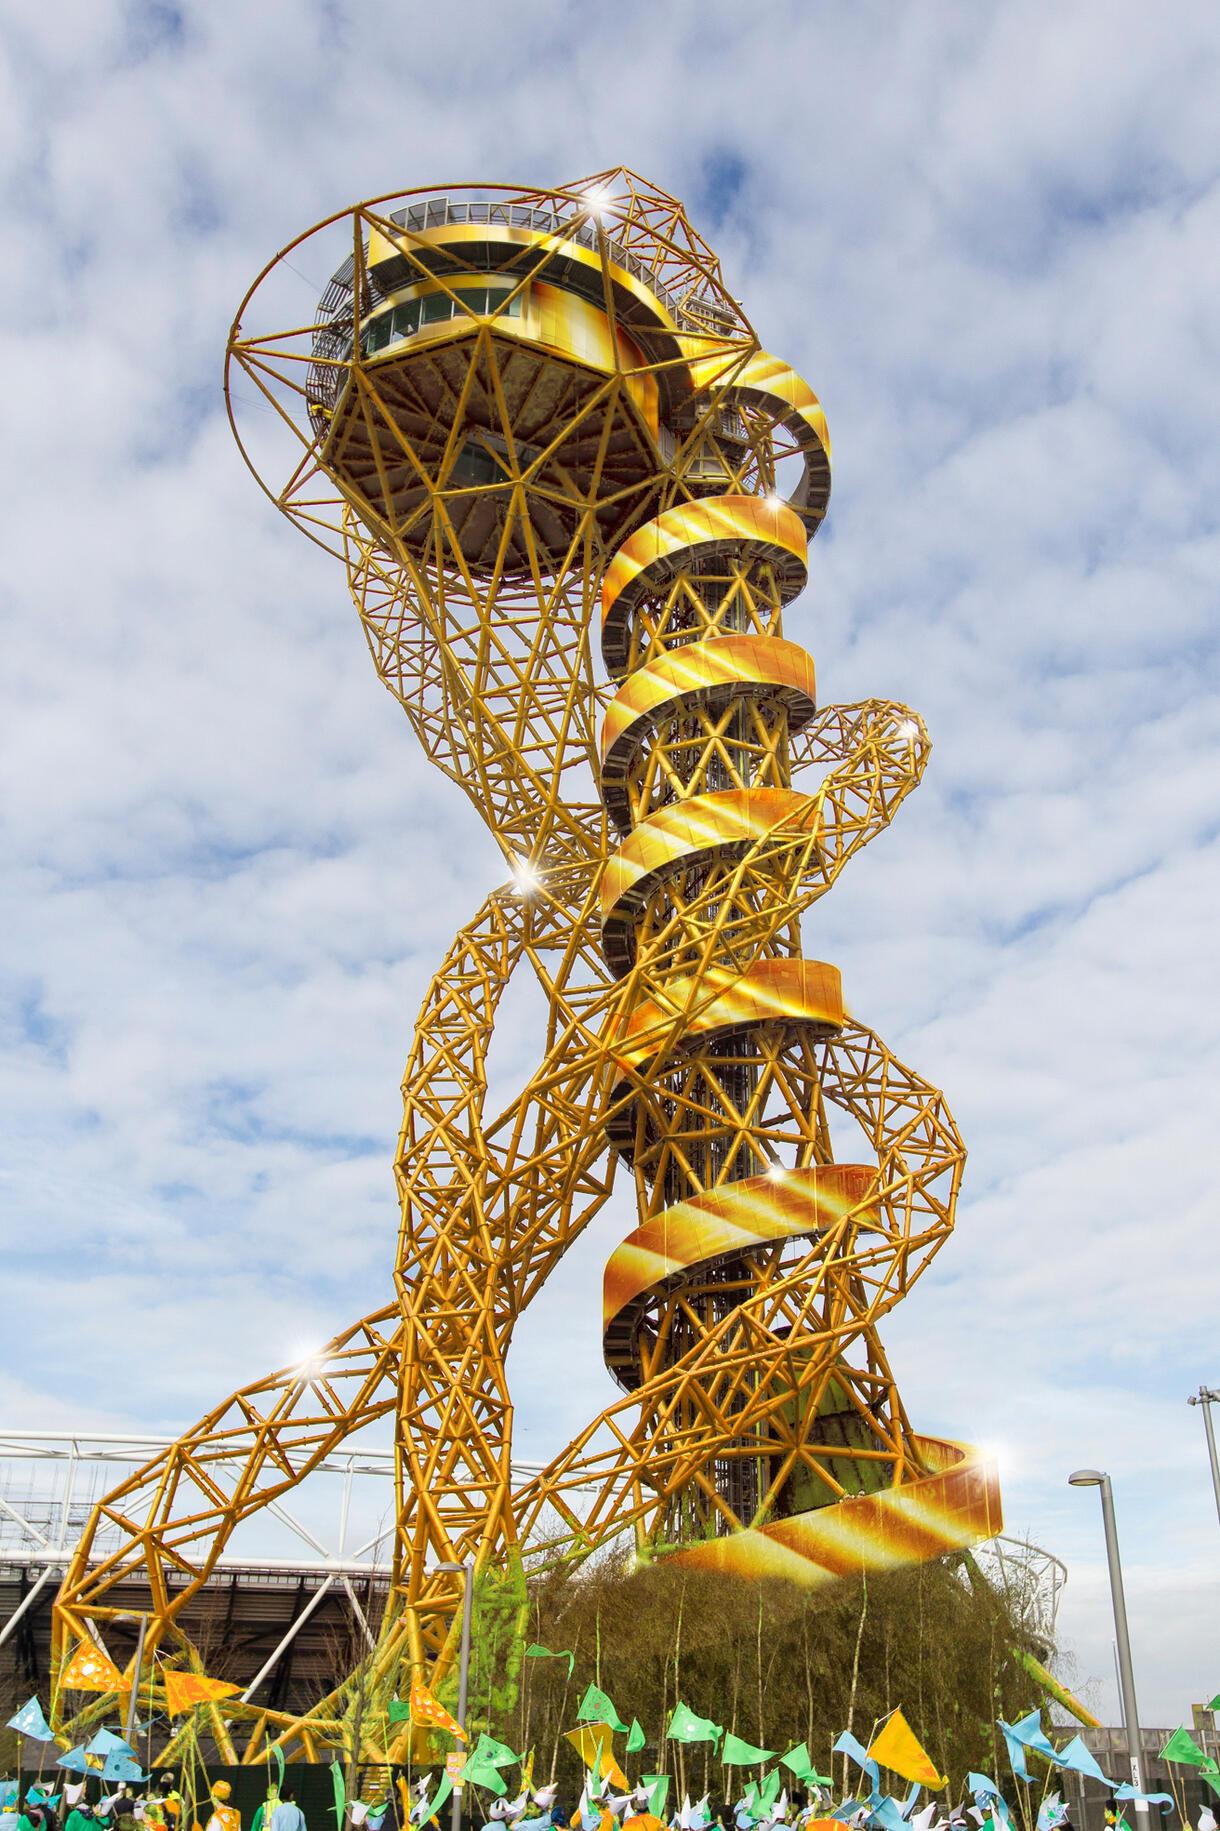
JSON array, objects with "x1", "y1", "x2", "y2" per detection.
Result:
[
  {"x1": 63, "y1": 1797, "x2": 96, "y2": 1831},
  {"x1": 205, "y1": 1784, "x2": 240, "y2": 1831},
  {"x1": 270, "y1": 1790, "x2": 306, "y2": 1831},
  {"x1": 250, "y1": 1787, "x2": 280, "y2": 1831}
]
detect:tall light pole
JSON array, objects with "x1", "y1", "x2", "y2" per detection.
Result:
[
  {"x1": 1068, "y1": 1471, "x2": 1146, "y2": 1811},
  {"x1": 1187, "y1": 1388, "x2": 1220, "y2": 1528},
  {"x1": 435, "y1": 1559, "x2": 475, "y2": 1831}
]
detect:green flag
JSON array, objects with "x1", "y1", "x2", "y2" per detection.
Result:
[
  {"x1": 426, "y1": 1776, "x2": 453, "y2": 1822},
  {"x1": 525, "y1": 1644, "x2": 576, "y2": 1679},
  {"x1": 1160, "y1": 1727, "x2": 1211, "y2": 1768},
  {"x1": 722, "y1": 1734, "x2": 776, "y2": 1766},
  {"x1": 462, "y1": 1751, "x2": 509, "y2": 1798},
  {"x1": 330, "y1": 1761, "x2": 346, "y2": 1826},
  {"x1": 460, "y1": 1731, "x2": 519, "y2": 1796},
  {"x1": 469, "y1": 1733, "x2": 519, "y2": 1769},
  {"x1": 578, "y1": 1684, "x2": 628, "y2": 1735},
  {"x1": 779, "y1": 1743, "x2": 831, "y2": 1785},
  {"x1": 271, "y1": 1744, "x2": 285, "y2": 1790},
  {"x1": 667, "y1": 1701, "x2": 722, "y2": 1745},
  {"x1": 760, "y1": 1769, "x2": 783, "y2": 1810},
  {"x1": 387, "y1": 1698, "x2": 412, "y2": 1723},
  {"x1": 1209, "y1": 1696, "x2": 1220, "y2": 1713},
  {"x1": 627, "y1": 1719, "x2": 647, "y2": 1754},
  {"x1": 643, "y1": 1776, "x2": 670, "y2": 1818},
  {"x1": 463, "y1": 1763, "x2": 507, "y2": 1798}
]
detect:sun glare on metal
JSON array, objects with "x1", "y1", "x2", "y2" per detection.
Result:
[{"x1": 582, "y1": 184, "x2": 615, "y2": 223}]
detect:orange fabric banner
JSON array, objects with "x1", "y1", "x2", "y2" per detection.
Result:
[
  {"x1": 163, "y1": 1671, "x2": 242, "y2": 1715},
  {"x1": 867, "y1": 1709, "x2": 946, "y2": 1789},
  {"x1": 564, "y1": 1724, "x2": 629, "y2": 1789},
  {"x1": 410, "y1": 1680, "x2": 466, "y2": 1741},
  {"x1": 61, "y1": 1641, "x2": 127, "y2": 1693}
]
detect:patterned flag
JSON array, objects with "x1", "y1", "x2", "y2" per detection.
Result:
[
  {"x1": 7, "y1": 1696, "x2": 56, "y2": 1739},
  {"x1": 867, "y1": 1709, "x2": 947, "y2": 1789},
  {"x1": 61, "y1": 1642, "x2": 127, "y2": 1694},
  {"x1": 577, "y1": 1684, "x2": 627, "y2": 1735},
  {"x1": 162, "y1": 1671, "x2": 241, "y2": 1716},
  {"x1": 409, "y1": 1680, "x2": 466, "y2": 1741},
  {"x1": 667, "y1": 1702, "x2": 722, "y2": 1746},
  {"x1": 102, "y1": 1756, "x2": 147, "y2": 1784}
]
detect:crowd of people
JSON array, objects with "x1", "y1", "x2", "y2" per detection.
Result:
[{"x1": 2, "y1": 1773, "x2": 1216, "y2": 1831}]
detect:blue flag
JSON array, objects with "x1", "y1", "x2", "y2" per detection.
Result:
[
  {"x1": 968, "y1": 1776, "x2": 1002, "y2": 1800},
  {"x1": 7, "y1": 1698, "x2": 55, "y2": 1741},
  {"x1": 869, "y1": 1800, "x2": 911, "y2": 1831},
  {"x1": 87, "y1": 1731, "x2": 136, "y2": 1758},
  {"x1": 1009, "y1": 1712, "x2": 1057, "y2": 1763},
  {"x1": 101, "y1": 1755, "x2": 146, "y2": 1784},
  {"x1": 1114, "y1": 1790, "x2": 1174, "y2": 1813},
  {"x1": 835, "y1": 1732, "x2": 881, "y2": 1789},
  {"x1": 998, "y1": 1726, "x2": 1031, "y2": 1784},
  {"x1": 56, "y1": 1750, "x2": 92, "y2": 1774},
  {"x1": 1053, "y1": 1737, "x2": 1114, "y2": 1786}
]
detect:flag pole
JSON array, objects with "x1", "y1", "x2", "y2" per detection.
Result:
[{"x1": 126, "y1": 1615, "x2": 149, "y2": 1748}]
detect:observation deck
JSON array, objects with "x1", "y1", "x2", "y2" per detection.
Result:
[{"x1": 305, "y1": 193, "x2": 753, "y2": 573}]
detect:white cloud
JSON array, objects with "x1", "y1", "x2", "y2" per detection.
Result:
[{"x1": 1, "y1": 0, "x2": 1218, "y2": 1726}]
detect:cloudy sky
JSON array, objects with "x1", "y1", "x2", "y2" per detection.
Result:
[{"x1": 3, "y1": 0, "x2": 1219, "y2": 1729}]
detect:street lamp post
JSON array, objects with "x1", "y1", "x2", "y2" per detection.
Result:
[
  {"x1": 1068, "y1": 1471, "x2": 1146, "y2": 1812},
  {"x1": 435, "y1": 1559, "x2": 475, "y2": 1831},
  {"x1": 1187, "y1": 1387, "x2": 1220, "y2": 1528}
]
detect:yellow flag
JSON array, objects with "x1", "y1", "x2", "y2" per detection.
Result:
[
  {"x1": 565, "y1": 1724, "x2": 629, "y2": 1789},
  {"x1": 867, "y1": 1709, "x2": 946, "y2": 1789},
  {"x1": 163, "y1": 1671, "x2": 242, "y2": 1715},
  {"x1": 410, "y1": 1680, "x2": 466, "y2": 1741},
  {"x1": 61, "y1": 1640, "x2": 127, "y2": 1693}
]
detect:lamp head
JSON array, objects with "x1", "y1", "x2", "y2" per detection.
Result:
[{"x1": 1068, "y1": 1469, "x2": 1106, "y2": 1487}]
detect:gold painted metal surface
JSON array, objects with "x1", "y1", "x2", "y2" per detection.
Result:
[
  {"x1": 601, "y1": 495, "x2": 808, "y2": 675},
  {"x1": 599, "y1": 789, "x2": 821, "y2": 974},
  {"x1": 599, "y1": 634, "x2": 817, "y2": 834},
  {"x1": 51, "y1": 170, "x2": 996, "y2": 1762}
]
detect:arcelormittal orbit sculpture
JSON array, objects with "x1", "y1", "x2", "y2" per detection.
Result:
[{"x1": 53, "y1": 172, "x2": 1001, "y2": 1761}]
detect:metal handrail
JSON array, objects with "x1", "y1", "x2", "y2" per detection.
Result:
[{"x1": 304, "y1": 194, "x2": 737, "y2": 428}]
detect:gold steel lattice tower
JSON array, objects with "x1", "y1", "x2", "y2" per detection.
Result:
[{"x1": 52, "y1": 172, "x2": 1001, "y2": 1762}]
